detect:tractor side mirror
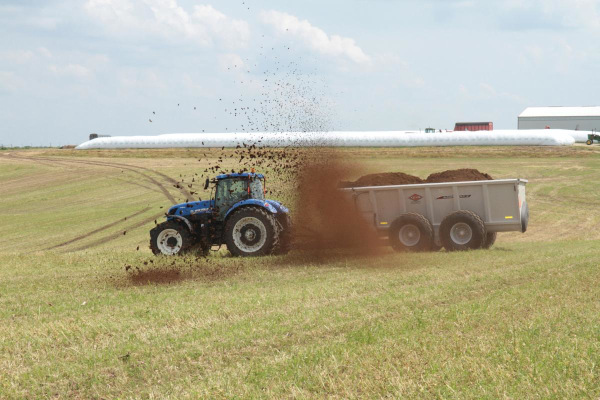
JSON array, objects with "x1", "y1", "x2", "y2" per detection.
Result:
[{"x1": 204, "y1": 178, "x2": 210, "y2": 190}]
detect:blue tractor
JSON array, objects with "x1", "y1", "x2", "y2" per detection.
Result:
[{"x1": 150, "y1": 172, "x2": 292, "y2": 257}]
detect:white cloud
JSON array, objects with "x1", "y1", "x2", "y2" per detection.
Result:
[
  {"x1": 0, "y1": 70, "x2": 22, "y2": 92},
  {"x1": 502, "y1": 0, "x2": 600, "y2": 31},
  {"x1": 0, "y1": 50, "x2": 35, "y2": 64},
  {"x1": 118, "y1": 68, "x2": 166, "y2": 91},
  {"x1": 458, "y1": 82, "x2": 527, "y2": 104},
  {"x1": 49, "y1": 64, "x2": 93, "y2": 80},
  {"x1": 259, "y1": 10, "x2": 370, "y2": 65},
  {"x1": 38, "y1": 47, "x2": 53, "y2": 59},
  {"x1": 218, "y1": 53, "x2": 245, "y2": 72},
  {"x1": 84, "y1": 0, "x2": 250, "y2": 48}
]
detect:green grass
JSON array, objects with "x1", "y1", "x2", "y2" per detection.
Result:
[{"x1": 1, "y1": 147, "x2": 600, "y2": 398}]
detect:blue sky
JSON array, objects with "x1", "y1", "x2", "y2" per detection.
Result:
[{"x1": 1, "y1": 0, "x2": 599, "y2": 146}]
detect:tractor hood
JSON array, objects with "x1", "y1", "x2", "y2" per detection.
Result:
[{"x1": 168, "y1": 200, "x2": 214, "y2": 217}]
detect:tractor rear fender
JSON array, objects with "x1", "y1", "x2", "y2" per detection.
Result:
[
  {"x1": 265, "y1": 199, "x2": 289, "y2": 213},
  {"x1": 225, "y1": 200, "x2": 277, "y2": 221},
  {"x1": 167, "y1": 215, "x2": 194, "y2": 232}
]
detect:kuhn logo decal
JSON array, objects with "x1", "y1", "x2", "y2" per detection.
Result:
[{"x1": 409, "y1": 194, "x2": 423, "y2": 202}]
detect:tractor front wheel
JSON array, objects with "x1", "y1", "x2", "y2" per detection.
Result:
[
  {"x1": 587, "y1": 139, "x2": 593, "y2": 145},
  {"x1": 150, "y1": 220, "x2": 195, "y2": 256}
]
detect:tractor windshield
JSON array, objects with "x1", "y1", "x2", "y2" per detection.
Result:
[{"x1": 216, "y1": 179, "x2": 247, "y2": 206}]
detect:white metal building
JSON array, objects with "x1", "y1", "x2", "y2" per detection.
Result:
[{"x1": 518, "y1": 106, "x2": 600, "y2": 131}]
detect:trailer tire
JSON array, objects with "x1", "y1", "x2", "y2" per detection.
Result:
[
  {"x1": 521, "y1": 200, "x2": 529, "y2": 233},
  {"x1": 389, "y1": 213, "x2": 434, "y2": 252},
  {"x1": 150, "y1": 220, "x2": 195, "y2": 256},
  {"x1": 224, "y1": 207, "x2": 279, "y2": 257},
  {"x1": 440, "y1": 210, "x2": 486, "y2": 251},
  {"x1": 482, "y1": 232, "x2": 497, "y2": 249}
]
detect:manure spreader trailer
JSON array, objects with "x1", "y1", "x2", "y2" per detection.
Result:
[{"x1": 342, "y1": 179, "x2": 529, "y2": 251}]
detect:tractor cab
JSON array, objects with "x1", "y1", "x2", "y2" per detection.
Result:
[{"x1": 208, "y1": 172, "x2": 266, "y2": 220}]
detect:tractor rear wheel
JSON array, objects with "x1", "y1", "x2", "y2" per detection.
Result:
[
  {"x1": 273, "y1": 214, "x2": 292, "y2": 255},
  {"x1": 150, "y1": 220, "x2": 195, "y2": 256},
  {"x1": 224, "y1": 207, "x2": 279, "y2": 257}
]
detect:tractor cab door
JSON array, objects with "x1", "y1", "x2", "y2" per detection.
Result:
[{"x1": 215, "y1": 178, "x2": 249, "y2": 220}]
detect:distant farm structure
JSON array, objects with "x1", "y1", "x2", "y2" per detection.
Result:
[
  {"x1": 519, "y1": 106, "x2": 600, "y2": 132},
  {"x1": 454, "y1": 122, "x2": 494, "y2": 132}
]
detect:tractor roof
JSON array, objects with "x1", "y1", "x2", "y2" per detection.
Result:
[{"x1": 216, "y1": 172, "x2": 264, "y2": 180}]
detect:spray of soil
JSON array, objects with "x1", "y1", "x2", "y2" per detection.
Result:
[
  {"x1": 110, "y1": 257, "x2": 244, "y2": 287},
  {"x1": 289, "y1": 152, "x2": 384, "y2": 261}
]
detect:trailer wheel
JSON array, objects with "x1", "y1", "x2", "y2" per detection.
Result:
[
  {"x1": 440, "y1": 210, "x2": 486, "y2": 251},
  {"x1": 389, "y1": 213, "x2": 434, "y2": 252},
  {"x1": 150, "y1": 220, "x2": 195, "y2": 256},
  {"x1": 482, "y1": 232, "x2": 497, "y2": 249},
  {"x1": 224, "y1": 207, "x2": 279, "y2": 257},
  {"x1": 521, "y1": 200, "x2": 529, "y2": 233}
]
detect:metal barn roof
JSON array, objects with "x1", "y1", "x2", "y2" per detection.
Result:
[{"x1": 519, "y1": 106, "x2": 600, "y2": 118}]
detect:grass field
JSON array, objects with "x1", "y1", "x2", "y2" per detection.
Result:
[{"x1": 1, "y1": 146, "x2": 600, "y2": 399}]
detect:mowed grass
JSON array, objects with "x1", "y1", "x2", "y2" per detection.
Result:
[{"x1": 1, "y1": 147, "x2": 600, "y2": 399}]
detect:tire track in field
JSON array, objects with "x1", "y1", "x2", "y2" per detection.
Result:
[
  {"x1": 85, "y1": 159, "x2": 195, "y2": 200},
  {"x1": 45, "y1": 206, "x2": 152, "y2": 250},
  {"x1": 2, "y1": 154, "x2": 178, "y2": 250},
  {"x1": 19, "y1": 155, "x2": 195, "y2": 201},
  {"x1": 68, "y1": 212, "x2": 164, "y2": 252},
  {"x1": 6, "y1": 154, "x2": 181, "y2": 203},
  {"x1": 57, "y1": 158, "x2": 188, "y2": 202},
  {"x1": 114, "y1": 177, "x2": 164, "y2": 195}
]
